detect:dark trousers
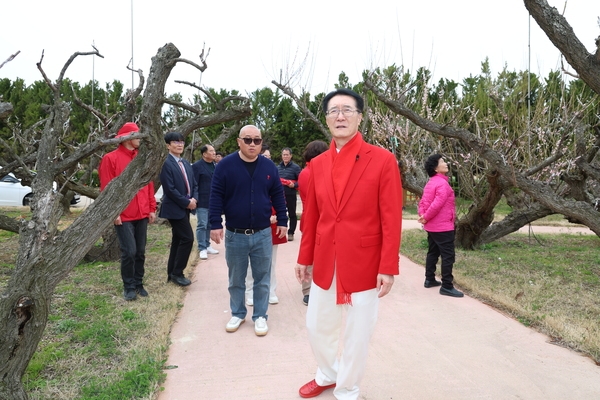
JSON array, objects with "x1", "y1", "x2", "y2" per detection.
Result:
[
  {"x1": 115, "y1": 218, "x2": 148, "y2": 290},
  {"x1": 285, "y1": 191, "x2": 298, "y2": 235},
  {"x1": 425, "y1": 230, "x2": 456, "y2": 289},
  {"x1": 167, "y1": 214, "x2": 194, "y2": 278}
]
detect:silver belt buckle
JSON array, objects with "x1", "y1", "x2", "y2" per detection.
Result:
[{"x1": 244, "y1": 229, "x2": 253, "y2": 235}]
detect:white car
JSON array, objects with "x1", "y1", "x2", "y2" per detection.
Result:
[
  {"x1": 0, "y1": 173, "x2": 33, "y2": 206},
  {"x1": 0, "y1": 173, "x2": 80, "y2": 207}
]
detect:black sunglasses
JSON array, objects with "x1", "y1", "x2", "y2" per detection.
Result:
[{"x1": 239, "y1": 137, "x2": 263, "y2": 145}]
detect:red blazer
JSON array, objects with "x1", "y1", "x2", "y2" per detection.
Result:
[{"x1": 297, "y1": 137, "x2": 402, "y2": 293}]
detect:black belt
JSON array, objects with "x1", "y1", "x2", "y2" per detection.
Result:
[{"x1": 226, "y1": 227, "x2": 269, "y2": 235}]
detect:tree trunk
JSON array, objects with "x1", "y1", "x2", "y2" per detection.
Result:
[
  {"x1": 455, "y1": 171, "x2": 505, "y2": 249},
  {"x1": 84, "y1": 227, "x2": 120, "y2": 262},
  {"x1": 478, "y1": 203, "x2": 555, "y2": 245}
]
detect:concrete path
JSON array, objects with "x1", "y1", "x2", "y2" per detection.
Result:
[{"x1": 156, "y1": 222, "x2": 600, "y2": 400}]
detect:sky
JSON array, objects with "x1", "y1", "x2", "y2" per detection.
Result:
[{"x1": 1, "y1": 0, "x2": 599, "y2": 101}]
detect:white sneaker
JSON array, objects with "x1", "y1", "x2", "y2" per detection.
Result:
[
  {"x1": 206, "y1": 246, "x2": 219, "y2": 254},
  {"x1": 225, "y1": 317, "x2": 245, "y2": 332},
  {"x1": 254, "y1": 317, "x2": 268, "y2": 336},
  {"x1": 199, "y1": 250, "x2": 208, "y2": 260},
  {"x1": 269, "y1": 295, "x2": 279, "y2": 304},
  {"x1": 246, "y1": 298, "x2": 254, "y2": 306}
]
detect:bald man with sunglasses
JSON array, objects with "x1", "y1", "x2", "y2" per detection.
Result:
[{"x1": 209, "y1": 125, "x2": 288, "y2": 337}]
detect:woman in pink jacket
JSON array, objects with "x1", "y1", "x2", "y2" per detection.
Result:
[{"x1": 417, "y1": 154, "x2": 463, "y2": 297}]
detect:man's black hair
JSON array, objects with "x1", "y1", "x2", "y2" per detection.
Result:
[
  {"x1": 164, "y1": 131, "x2": 185, "y2": 143},
  {"x1": 322, "y1": 88, "x2": 364, "y2": 113}
]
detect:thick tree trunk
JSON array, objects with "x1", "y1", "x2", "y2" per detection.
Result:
[
  {"x1": 455, "y1": 171, "x2": 505, "y2": 249},
  {"x1": 84, "y1": 227, "x2": 120, "y2": 262},
  {"x1": 478, "y1": 203, "x2": 555, "y2": 245}
]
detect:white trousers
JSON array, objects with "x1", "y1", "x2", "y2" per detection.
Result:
[
  {"x1": 307, "y1": 277, "x2": 379, "y2": 400},
  {"x1": 246, "y1": 245, "x2": 278, "y2": 299}
]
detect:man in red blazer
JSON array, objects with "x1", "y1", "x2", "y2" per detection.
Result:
[{"x1": 296, "y1": 88, "x2": 402, "y2": 399}]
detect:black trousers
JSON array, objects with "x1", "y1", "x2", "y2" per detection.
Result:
[
  {"x1": 167, "y1": 213, "x2": 194, "y2": 277},
  {"x1": 115, "y1": 218, "x2": 148, "y2": 290},
  {"x1": 425, "y1": 230, "x2": 456, "y2": 289},
  {"x1": 285, "y1": 191, "x2": 298, "y2": 235}
]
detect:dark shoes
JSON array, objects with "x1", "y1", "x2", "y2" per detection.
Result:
[
  {"x1": 123, "y1": 289, "x2": 137, "y2": 301},
  {"x1": 170, "y1": 274, "x2": 191, "y2": 287},
  {"x1": 424, "y1": 279, "x2": 442, "y2": 288},
  {"x1": 302, "y1": 295, "x2": 309, "y2": 306},
  {"x1": 299, "y1": 379, "x2": 335, "y2": 398},
  {"x1": 440, "y1": 286, "x2": 464, "y2": 297},
  {"x1": 136, "y1": 285, "x2": 149, "y2": 297}
]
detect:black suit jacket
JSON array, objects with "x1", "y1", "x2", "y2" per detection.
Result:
[{"x1": 159, "y1": 154, "x2": 198, "y2": 219}]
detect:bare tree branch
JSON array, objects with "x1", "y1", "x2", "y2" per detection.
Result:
[
  {"x1": 0, "y1": 50, "x2": 20, "y2": 70},
  {"x1": 271, "y1": 80, "x2": 330, "y2": 140}
]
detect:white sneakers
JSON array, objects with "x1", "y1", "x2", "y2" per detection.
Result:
[
  {"x1": 225, "y1": 317, "x2": 245, "y2": 332},
  {"x1": 206, "y1": 246, "x2": 219, "y2": 254},
  {"x1": 225, "y1": 316, "x2": 268, "y2": 336},
  {"x1": 254, "y1": 317, "x2": 268, "y2": 336},
  {"x1": 199, "y1": 247, "x2": 219, "y2": 260}
]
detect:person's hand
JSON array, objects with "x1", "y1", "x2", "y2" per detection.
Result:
[
  {"x1": 114, "y1": 216, "x2": 122, "y2": 226},
  {"x1": 276, "y1": 225, "x2": 288, "y2": 238},
  {"x1": 149, "y1": 212, "x2": 157, "y2": 224},
  {"x1": 295, "y1": 264, "x2": 311, "y2": 284},
  {"x1": 270, "y1": 215, "x2": 277, "y2": 224},
  {"x1": 376, "y1": 274, "x2": 394, "y2": 298},
  {"x1": 210, "y1": 229, "x2": 224, "y2": 244},
  {"x1": 417, "y1": 215, "x2": 426, "y2": 224},
  {"x1": 187, "y1": 198, "x2": 197, "y2": 210},
  {"x1": 288, "y1": 182, "x2": 295, "y2": 188}
]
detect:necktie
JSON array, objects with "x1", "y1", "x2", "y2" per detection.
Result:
[{"x1": 178, "y1": 159, "x2": 191, "y2": 196}]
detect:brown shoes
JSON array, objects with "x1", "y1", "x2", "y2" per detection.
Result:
[{"x1": 299, "y1": 379, "x2": 335, "y2": 398}]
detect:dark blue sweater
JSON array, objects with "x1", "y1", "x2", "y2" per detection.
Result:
[
  {"x1": 209, "y1": 152, "x2": 288, "y2": 230},
  {"x1": 192, "y1": 159, "x2": 215, "y2": 209}
]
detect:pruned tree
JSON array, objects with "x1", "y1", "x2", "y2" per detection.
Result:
[{"x1": 0, "y1": 42, "x2": 251, "y2": 399}]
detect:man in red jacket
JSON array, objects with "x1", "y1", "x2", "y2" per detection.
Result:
[
  {"x1": 99, "y1": 122, "x2": 157, "y2": 301},
  {"x1": 295, "y1": 89, "x2": 402, "y2": 399}
]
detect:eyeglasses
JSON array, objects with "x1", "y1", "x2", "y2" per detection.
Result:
[
  {"x1": 239, "y1": 137, "x2": 263, "y2": 145},
  {"x1": 170, "y1": 141, "x2": 185, "y2": 145},
  {"x1": 325, "y1": 107, "x2": 360, "y2": 118}
]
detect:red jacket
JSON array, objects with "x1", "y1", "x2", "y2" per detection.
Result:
[
  {"x1": 99, "y1": 145, "x2": 156, "y2": 222},
  {"x1": 297, "y1": 135, "x2": 402, "y2": 293},
  {"x1": 297, "y1": 163, "x2": 312, "y2": 232}
]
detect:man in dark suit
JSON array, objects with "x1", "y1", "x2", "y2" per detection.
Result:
[{"x1": 159, "y1": 132, "x2": 198, "y2": 286}]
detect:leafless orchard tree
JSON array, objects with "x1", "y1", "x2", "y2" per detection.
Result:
[
  {"x1": 0, "y1": 43, "x2": 251, "y2": 399},
  {"x1": 364, "y1": 0, "x2": 600, "y2": 248}
]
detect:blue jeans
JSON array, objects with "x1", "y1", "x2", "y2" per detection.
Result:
[
  {"x1": 225, "y1": 227, "x2": 272, "y2": 321},
  {"x1": 114, "y1": 218, "x2": 148, "y2": 290},
  {"x1": 195, "y1": 207, "x2": 209, "y2": 251}
]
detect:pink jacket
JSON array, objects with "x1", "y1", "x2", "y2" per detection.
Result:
[{"x1": 418, "y1": 173, "x2": 455, "y2": 232}]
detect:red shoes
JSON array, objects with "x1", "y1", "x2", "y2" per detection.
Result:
[{"x1": 299, "y1": 379, "x2": 336, "y2": 398}]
